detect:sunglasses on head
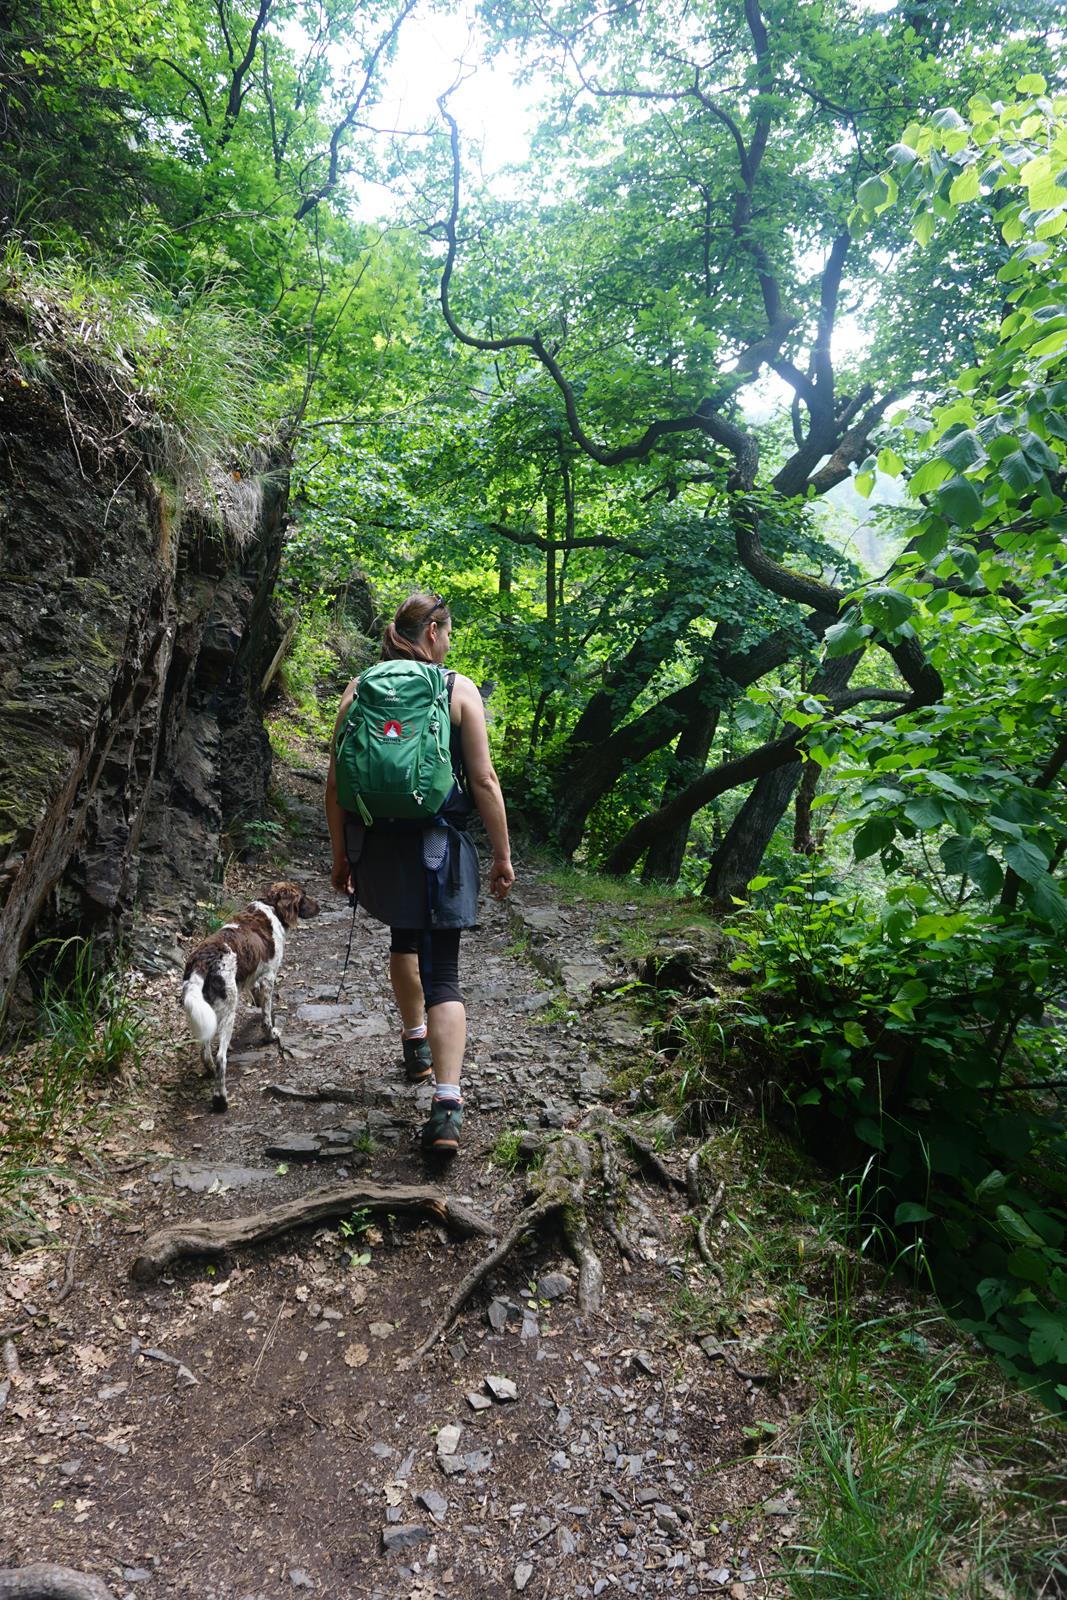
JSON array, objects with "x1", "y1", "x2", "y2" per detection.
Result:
[{"x1": 423, "y1": 594, "x2": 448, "y2": 623}]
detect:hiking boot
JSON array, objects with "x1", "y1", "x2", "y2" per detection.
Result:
[
  {"x1": 421, "y1": 1096, "x2": 463, "y2": 1155},
  {"x1": 401, "y1": 1033, "x2": 433, "y2": 1084}
]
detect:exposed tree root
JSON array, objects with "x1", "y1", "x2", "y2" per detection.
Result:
[
  {"x1": 0, "y1": 1565, "x2": 114, "y2": 1599},
  {"x1": 404, "y1": 1112, "x2": 684, "y2": 1364},
  {"x1": 613, "y1": 1122, "x2": 687, "y2": 1192},
  {"x1": 130, "y1": 1181, "x2": 492, "y2": 1284},
  {"x1": 399, "y1": 1192, "x2": 563, "y2": 1370},
  {"x1": 262, "y1": 1081, "x2": 363, "y2": 1104},
  {"x1": 694, "y1": 1178, "x2": 727, "y2": 1287}
]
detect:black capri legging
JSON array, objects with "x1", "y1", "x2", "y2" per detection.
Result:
[{"x1": 389, "y1": 927, "x2": 463, "y2": 1009}]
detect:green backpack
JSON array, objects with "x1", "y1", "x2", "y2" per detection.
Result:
[{"x1": 335, "y1": 660, "x2": 456, "y2": 825}]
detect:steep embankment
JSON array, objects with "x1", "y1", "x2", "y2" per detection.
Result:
[{"x1": 0, "y1": 295, "x2": 289, "y2": 1014}]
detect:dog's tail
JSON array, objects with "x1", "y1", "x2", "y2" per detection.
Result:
[{"x1": 182, "y1": 971, "x2": 217, "y2": 1043}]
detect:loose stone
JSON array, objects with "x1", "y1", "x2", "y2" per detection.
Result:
[{"x1": 381, "y1": 1524, "x2": 432, "y2": 1552}]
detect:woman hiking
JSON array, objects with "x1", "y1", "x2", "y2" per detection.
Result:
[{"x1": 325, "y1": 592, "x2": 515, "y2": 1155}]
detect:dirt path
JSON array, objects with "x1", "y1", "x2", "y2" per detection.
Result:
[{"x1": 0, "y1": 775, "x2": 793, "y2": 1599}]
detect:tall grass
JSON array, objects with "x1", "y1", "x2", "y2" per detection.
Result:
[
  {"x1": 0, "y1": 237, "x2": 272, "y2": 507},
  {"x1": 670, "y1": 1130, "x2": 1065, "y2": 1599},
  {"x1": 0, "y1": 938, "x2": 144, "y2": 1237}
]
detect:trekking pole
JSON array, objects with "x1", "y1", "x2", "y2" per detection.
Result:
[{"x1": 336, "y1": 892, "x2": 358, "y2": 1003}]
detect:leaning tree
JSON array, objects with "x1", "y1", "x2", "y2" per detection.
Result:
[{"x1": 426, "y1": 0, "x2": 1058, "y2": 893}]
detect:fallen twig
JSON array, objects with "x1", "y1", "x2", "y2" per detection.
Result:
[
  {"x1": 130, "y1": 1180, "x2": 492, "y2": 1284},
  {"x1": 248, "y1": 1296, "x2": 287, "y2": 1388},
  {"x1": 133, "y1": 1338, "x2": 198, "y2": 1387},
  {"x1": 194, "y1": 1422, "x2": 273, "y2": 1488},
  {"x1": 53, "y1": 1231, "x2": 80, "y2": 1306}
]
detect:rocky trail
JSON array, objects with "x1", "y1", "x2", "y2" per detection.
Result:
[{"x1": 0, "y1": 769, "x2": 796, "y2": 1599}]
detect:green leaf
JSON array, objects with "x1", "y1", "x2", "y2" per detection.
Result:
[
  {"x1": 996, "y1": 1204, "x2": 1045, "y2": 1247},
  {"x1": 1027, "y1": 1312, "x2": 1067, "y2": 1369},
  {"x1": 1007, "y1": 1247, "x2": 1050, "y2": 1288},
  {"x1": 1023, "y1": 873, "x2": 1067, "y2": 928},
  {"x1": 949, "y1": 166, "x2": 980, "y2": 204},
  {"x1": 854, "y1": 816, "x2": 895, "y2": 861},
  {"x1": 904, "y1": 796, "x2": 945, "y2": 831},
  {"x1": 1016, "y1": 73, "x2": 1047, "y2": 94},
  {"x1": 857, "y1": 175, "x2": 891, "y2": 213},
  {"x1": 863, "y1": 586, "x2": 913, "y2": 632},
  {"x1": 939, "y1": 429, "x2": 985, "y2": 471},
  {"x1": 910, "y1": 458, "x2": 953, "y2": 495},
  {"x1": 894, "y1": 1201, "x2": 934, "y2": 1225},
  {"x1": 855, "y1": 1116, "x2": 885, "y2": 1151},
  {"x1": 1004, "y1": 839, "x2": 1050, "y2": 885},
  {"x1": 937, "y1": 475, "x2": 984, "y2": 528},
  {"x1": 912, "y1": 207, "x2": 937, "y2": 246},
  {"x1": 842, "y1": 1021, "x2": 867, "y2": 1048},
  {"x1": 977, "y1": 1277, "x2": 1013, "y2": 1316},
  {"x1": 1000, "y1": 450, "x2": 1042, "y2": 492},
  {"x1": 925, "y1": 771, "x2": 972, "y2": 800},
  {"x1": 915, "y1": 522, "x2": 948, "y2": 562},
  {"x1": 824, "y1": 619, "x2": 871, "y2": 657}
]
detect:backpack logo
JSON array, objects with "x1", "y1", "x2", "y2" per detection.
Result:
[{"x1": 383, "y1": 719, "x2": 403, "y2": 739}]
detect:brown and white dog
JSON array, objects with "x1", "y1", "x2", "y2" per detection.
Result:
[{"x1": 181, "y1": 881, "x2": 320, "y2": 1112}]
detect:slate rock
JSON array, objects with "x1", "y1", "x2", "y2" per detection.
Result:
[
  {"x1": 296, "y1": 1002, "x2": 363, "y2": 1023},
  {"x1": 416, "y1": 1489, "x2": 448, "y2": 1521},
  {"x1": 514, "y1": 1564, "x2": 534, "y2": 1592},
  {"x1": 488, "y1": 1298, "x2": 515, "y2": 1332},
  {"x1": 288, "y1": 1572, "x2": 313, "y2": 1590},
  {"x1": 537, "y1": 1272, "x2": 572, "y2": 1301},
  {"x1": 381, "y1": 1524, "x2": 432, "y2": 1552},
  {"x1": 466, "y1": 1391, "x2": 492, "y2": 1412},
  {"x1": 485, "y1": 1375, "x2": 518, "y2": 1402},
  {"x1": 436, "y1": 1424, "x2": 463, "y2": 1457},
  {"x1": 162, "y1": 1161, "x2": 276, "y2": 1191},
  {"x1": 263, "y1": 1136, "x2": 322, "y2": 1161}
]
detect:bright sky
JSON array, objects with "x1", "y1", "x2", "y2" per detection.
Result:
[{"x1": 353, "y1": 7, "x2": 536, "y2": 218}]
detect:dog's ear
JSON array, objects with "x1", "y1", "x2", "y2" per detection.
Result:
[
  {"x1": 265, "y1": 882, "x2": 301, "y2": 928},
  {"x1": 298, "y1": 893, "x2": 321, "y2": 920}
]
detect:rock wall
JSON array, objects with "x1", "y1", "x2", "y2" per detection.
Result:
[{"x1": 0, "y1": 300, "x2": 288, "y2": 1013}]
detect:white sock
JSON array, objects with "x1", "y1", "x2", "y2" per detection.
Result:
[
  {"x1": 434, "y1": 1082, "x2": 462, "y2": 1104},
  {"x1": 403, "y1": 1023, "x2": 427, "y2": 1040}
]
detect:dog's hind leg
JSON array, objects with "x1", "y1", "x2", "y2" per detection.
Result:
[
  {"x1": 259, "y1": 969, "x2": 281, "y2": 1043},
  {"x1": 212, "y1": 970, "x2": 238, "y2": 1113},
  {"x1": 200, "y1": 1041, "x2": 215, "y2": 1079}
]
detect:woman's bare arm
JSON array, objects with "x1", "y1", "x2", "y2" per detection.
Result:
[
  {"x1": 325, "y1": 679, "x2": 358, "y2": 894},
  {"x1": 453, "y1": 676, "x2": 514, "y2": 899}
]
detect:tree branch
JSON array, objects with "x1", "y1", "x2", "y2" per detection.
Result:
[
  {"x1": 603, "y1": 686, "x2": 908, "y2": 877},
  {"x1": 436, "y1": 100, "x2": 760, "y2": 475},
  {"x1": 293, "y1": 0, "x2": 417, "y2": 220}
]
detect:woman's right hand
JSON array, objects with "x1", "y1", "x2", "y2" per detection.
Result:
[
  {"x1": 489, "y1": 856, "x2": 515, "y2": 900},
  {"x1": 331, "y1": 857, "x2": 353, "y2": 895}
]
